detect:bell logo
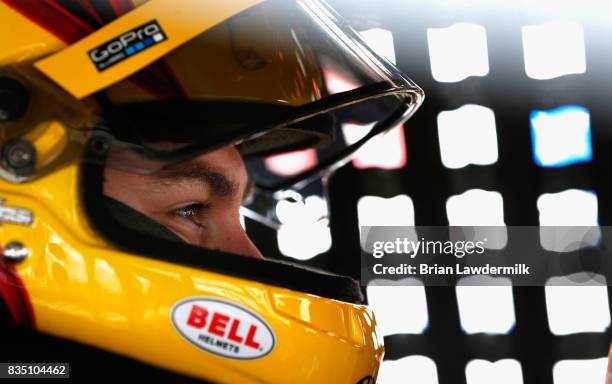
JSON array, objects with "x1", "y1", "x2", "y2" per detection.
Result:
[
  {"x1": 172, "y1": 298, "x2": 275, "y2": 359},
  {"x1": 186, "y1": 305, "x2": 261, "y2": 349}
]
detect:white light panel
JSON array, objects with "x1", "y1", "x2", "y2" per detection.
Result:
[
  {"x1": 466, "y1": 359, "x2": 523, "y2": 384},
  {"x1": 367, "y1": 281, "x2": 429, "y2": 335},
  {"x1": 553, "y1": 358, "x2": 607, "y2": 384},
  {"x1": 378, "y1": 355, "x2": 439, "y2": 384},
  {"x1": 324, "y1": 70, "x2": 359, "y2": 94},
  {"x1": 265, "y1": 149, "x2": 317, "y2": 176},
  {"x1": 446, "y1": 189, "x2": 507, "y2": 249},
  {"x1": 522, "y1": 21, "x2": 586, "y2": 80},
  {"x1": 446, "y1": 189, "x2": 505, "y2": 226},
  {"x1": 343, "y1": 123, "x2": 407, "y2": 170},
  {"x1": 456, "y1": 277, "x2": 516, "y2": 334},
  {"x1": 358, "y1": 195, "x2": 415, "y2": 227},
  {"x1": 427, "y1": 23, "x2": 489, "y2": 82},
  {"x1": 537, "y1": 189, "x2": 600, "y2": 252},
  {"x1": 437, "y1": 104, "x2": 498, "y2": 169},
  {"x1": 538, "y1": 189, "x2": 598, "y2": 225},
  {"x1": 359, "y1": 28, "x2": 396, "y2": 64},
  {"x1": 545, "y1": 276, "x2": 610, "y2": 335},
  {"x1": 276, "y1": 195, "x2": 331, "y2": 260},
  {"x1": 530, "y1": 106, "x2": 592, "y2": 167}
]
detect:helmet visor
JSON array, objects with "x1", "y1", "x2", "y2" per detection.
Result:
[{"x1": 82, "y1": 0, "x2": 423, "y2": 190}]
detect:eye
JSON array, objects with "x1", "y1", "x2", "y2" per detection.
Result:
[{"x1": 172, "y1": 202, "x2": 211, "y2": 226}]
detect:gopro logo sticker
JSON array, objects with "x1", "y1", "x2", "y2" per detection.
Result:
[{"x1": 88, "y1": 20, "x2": 167, "y2": 71}]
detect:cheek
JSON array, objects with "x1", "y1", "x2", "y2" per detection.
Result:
[
  {"x1": 208, "y1": 201, "x2": 242, "y2": 228},
  {"x1": 156, "y1": 202, "x2": 242, "y2": 248},
  {"x1": 201, "y1": 202, "x2": 244, "y2": 234},
  {"x1": 159, "y1": 219, "x2": 202, "y2": 245},
  {"x1": 103, "y1": 167, "x2": 124, "y2": 197}
]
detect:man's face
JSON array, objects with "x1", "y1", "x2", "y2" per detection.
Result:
[{"x1": 103, "y1": 145, "x2": 263, "y2": 259}]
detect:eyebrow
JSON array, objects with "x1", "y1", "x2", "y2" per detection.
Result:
[{"x1": 156, "y1": 163, "x2": 239, "y2": 199}]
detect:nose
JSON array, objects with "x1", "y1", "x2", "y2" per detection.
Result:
[
  {"x1": 209, "y1": 221, "x2": 264, "y2": 260},
  {"x1": 231, "y1": 230, "x2": 264, "y2": 260}
]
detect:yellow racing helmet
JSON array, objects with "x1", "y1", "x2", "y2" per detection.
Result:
[{"x1": 0, "y1": 0, "x2": 423, "y2": 382}]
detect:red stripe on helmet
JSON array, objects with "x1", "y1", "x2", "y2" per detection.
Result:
[
  {"x1": 44, "y1": 0, "x2": 95, "y2": 32},
  {"x1": 5, "y1": 0, "x2": 183, "y2": 99},
  {"x1": 77, "y1": 0, "x2": 106, "y2": 26},
  {"x1": 3, "y1": 0, "x2": 93, "y2": 43},
  {"x1": 0, "y1": 255, "x2": 35, "y2": 328},
  {"x1": 109, "y1": 0, "x2": 135, "y2": 17}
]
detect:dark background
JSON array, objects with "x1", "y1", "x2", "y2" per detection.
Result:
[{"x1": 246, "y1": 0, "x2": 612, "y2": 383}]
